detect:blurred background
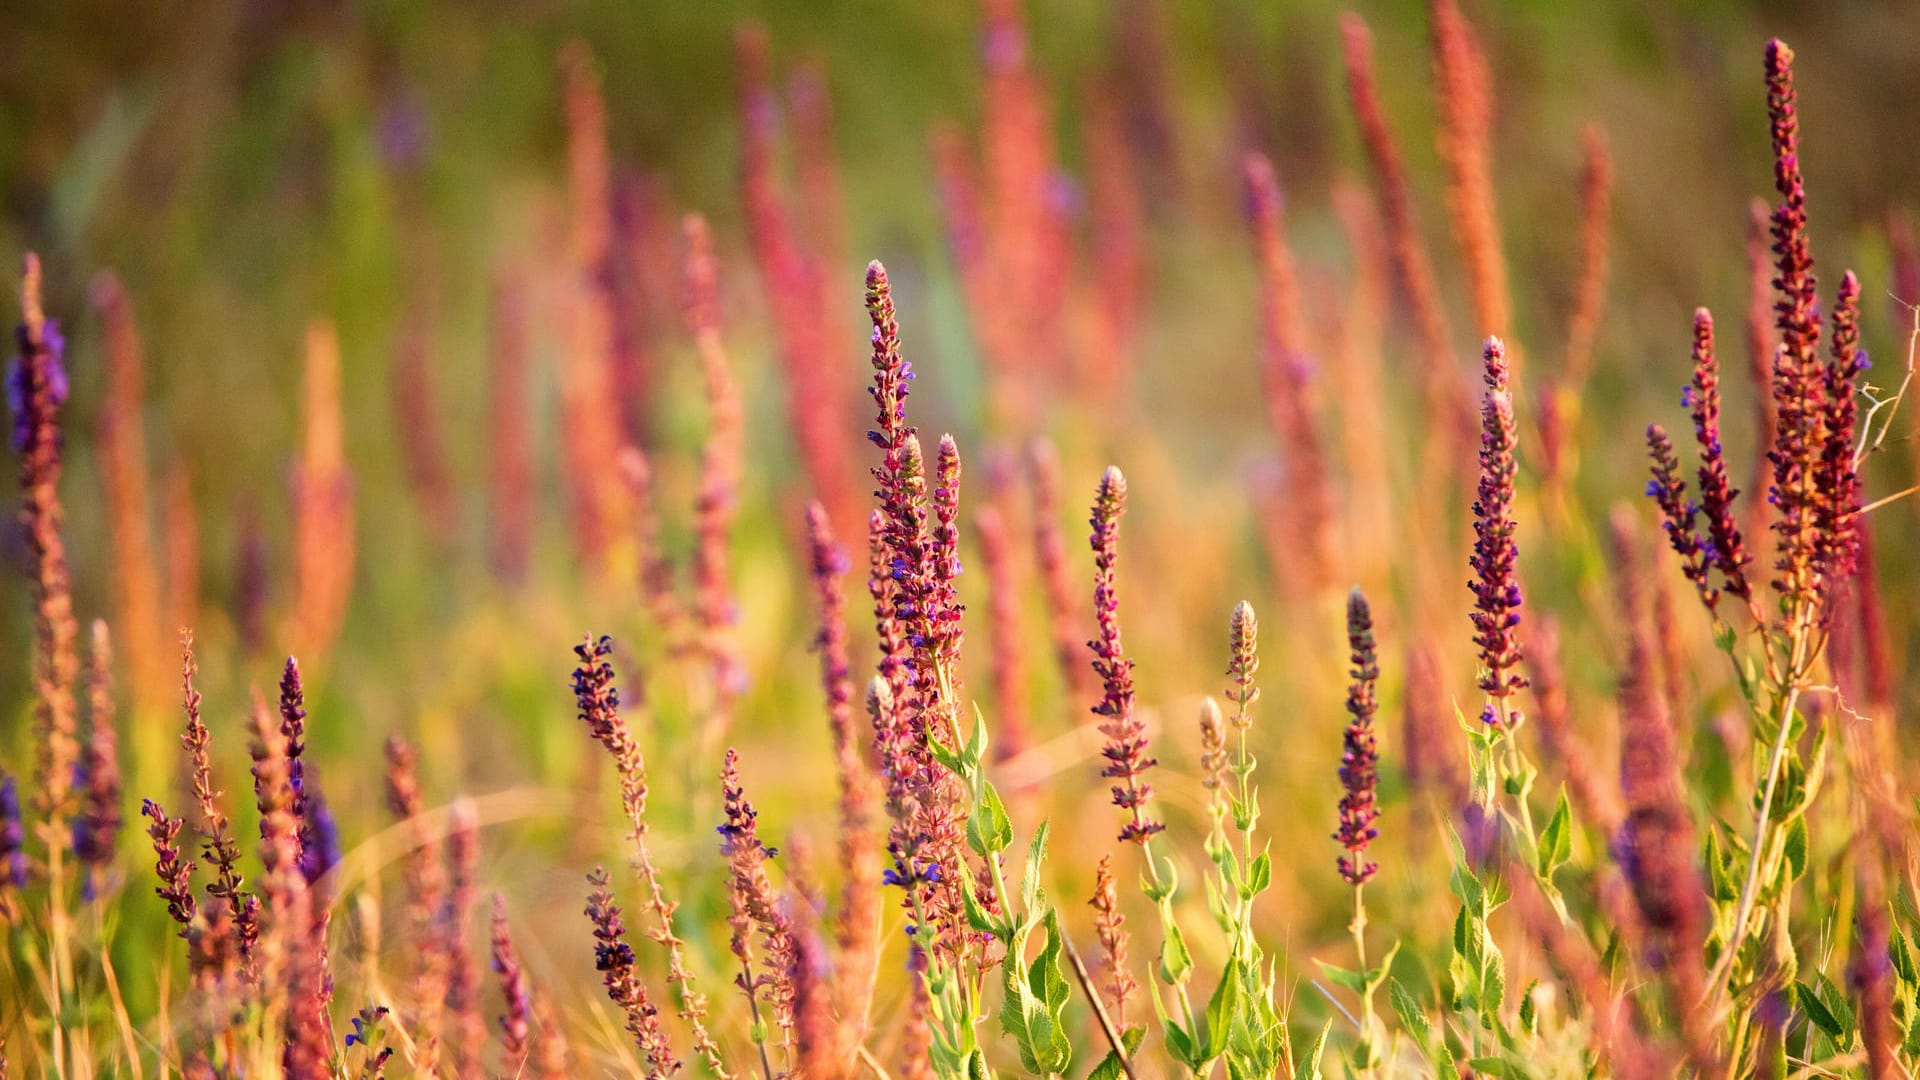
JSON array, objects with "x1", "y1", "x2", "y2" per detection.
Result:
[{"x1": 2, "y1": 0, "x2": 1917, "y2": 1049}]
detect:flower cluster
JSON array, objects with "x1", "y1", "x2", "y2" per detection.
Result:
[
  {"x1": 1468, "y1": 336, "x2": 1527, "y2": 703},
  {"x1": 1088, "y1": 466, "x2": 1161, "y2": 844},
  {"x1": 1336, "y1": 589, "x2": 1381, "y2": 886}
]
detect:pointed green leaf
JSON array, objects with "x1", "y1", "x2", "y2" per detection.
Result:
[
  {"x1": 1300, "y1": 1020, "x2": 1332, "y2": 1080},
  {"x1": 1537, "y1": 790, "x2": 1573, "y2": 877},
  {"x1": 1021, "y1": 819, "x2": 1049, "y2": 913},
  {"x1": 1315, "y1": 959, "x2": 1367, "y2": 996},
  {"x1": 1086, "y1": 1027, "x2": 1145, "y2": 1080},
  {"x1": 1784, "y1": 816, "x2": 1810, "y2": 881},
  {"x1": 1797, "y1": 981, "x2": 1844, "y2": 1039}
]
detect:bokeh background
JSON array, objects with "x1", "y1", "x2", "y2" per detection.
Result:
[{"x1": 2, "y1": 0, "x2": 1918, "y2": 1057}]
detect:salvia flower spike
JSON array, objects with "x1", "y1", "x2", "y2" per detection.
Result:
[
  {"x1": 1469, "y1": 336, "x2": 1527, "y2": 708},
  {"x1": 1686, "y1": 308, "x2": 1753, "y2": 605},
  {"x1": 1336, "y1": 589, "x2": 1381, "y2": 886},
  {"x1": 1088, "y1": 466, "x2": 1160, "y2": 844}
]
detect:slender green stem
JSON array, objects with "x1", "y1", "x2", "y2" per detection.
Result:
[
  {"x1": 1351, "y1": 884, "x2": 1376, "y2": 1071},
  {"x1": 1139, "y1": 835, "x2": 1200, "y2": 1043},
  {"x1": 1704, "y1": 598, "x2": 1816, "y2": 1014}
]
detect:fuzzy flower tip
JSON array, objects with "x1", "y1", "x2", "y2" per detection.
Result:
[
  {"x1": 1468, "y1": 336, "x2": 1526, "y2": 703},
  {"x1": 1336, "y1": 589, "x2": 1381, "y2": 886},
  {"x1": 1227, "y1": 601, "x2": 1259, "y2": 719},
  {"x1": 1088, "y1": 466, "x2": 1161, "y2": 843}
]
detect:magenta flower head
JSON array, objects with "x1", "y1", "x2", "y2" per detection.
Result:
[
  {"x1": 1336, "y1": 588, "x2": 1381, "y2": 886},
  {"x1": 1469, "y1": 336, "x2": 1527, "y2": 704},
  {"x1": 1815, "y1": 270, "x2": 1865, "y2": 583},
  {"x1": 1685, "y1": 309, "x2": 1753, "y2": 603},
  {"x1": 1645, "y1": 423, "x2": 1716, "y2": 609},
  {"x1": 1761, "y1": 37, "x2": 1829, "y2": 611},
  {"x1": 1087, "y1": 466, "x2": 1162, "y2": 844}
]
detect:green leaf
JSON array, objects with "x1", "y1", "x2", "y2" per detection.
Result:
[
  {"x1": 1159, "y1": 920, "x2": 1193, "y2": 986},
  {"x1": 928, "y1": 738, "x2": 964, "y2": 778},
  {"x1": 1518, "y1": 979, "x2": 1539, "y2": 1033},
  {"x1": 1163, "y1": 1018, "x2": 1197, "y2": 1068},
  {"x1": 998, "y1": 910, "x2": 1072, "y2": 1075},
  {"x1": 1245, "y1": 850, "x2": 1272, "y2": 898},
  {"x1": 1784, "y1": 817, "x2": 1810, "y2": 881},
  {"x1": 967, "y1": 781, "x2": 1014, "y2": 857},
  {"x1": 1202, "y1": 958, "x2": 1242, "y2": 1062},
  {"x1": 1299, "y1": 1020, "x2": 1332, "y2": 1080},
  {"x1": 1797, "y1": 981, "x2": 1844, "y2": 1040},
  {"x1": 1537, "y1": 790, "x2": 1573, "y2": 877},
  {"x1": 1021, "y1": 820, "x2": 1049, "y2": 913},
  {"x1": 1388, "y1": 979, "x2": 1432, "y2": 1049},
  {"x1": 1890, "y1": 928, "x2": 1916, "y2": 985},
  {"x1": 1704, "y1": 829, "x2": 1740, "y2": 902},
  {"x1": 960, "y1": 868, "x2": 1001, "y2": 938},
  {"x1": 1315, "y1": 960, "x2": 1366, "y2": 996},
  {"x1": 1086, "y1": 1027, "x2": 1144, "y2": 1080}
]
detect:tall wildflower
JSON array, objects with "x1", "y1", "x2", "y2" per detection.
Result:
[
  {"x1": 487, "y1": 272, "x2": 533, "y2": 583},
  {"x1": 974, "y1": 504, "x2": 1029, "y2": 763},
  {"x1": 556, "y1": 41, "x2": 631, "y2": 569},
  {"x1": 1336, "y1": 591, "x2": 1381, "y2": 886},
  {"x1": 444, "y1": 800, "x2": 486, "y2": 1075},
  {"x1": 1608, "y1": 521, "x2": 1711, "y2": 1066},
  {"x1": 863, "y1": 264, "x2": 967, "y2": 959},
  {"x1": 1088, "y1": 467, "x2": 1160, "y2": 844},
  {"x1": 734, "y1": 25, "x2": 858, "y2": 535},
  {"x1": 1342, "y1": 17, "x2": 1472, "y2": 457},
  {"x1": 1431, "y1": 0, "x2": 1509, "y2": 346},
  {"x1": 585, "y1": 867, "x2": 681, "y2": 1078},
  {"x1": 1742, "y1": 200, "x2": 1778, "y2": 551},
  {"x1": 1687, "y1": 309, "x2": 1753, "y2": 604},
  {"x1": 573, "y1": 636, "x2": 728, "y2": 1077},
  {"x1": 289, "y1": 319, "x2": 356, "y2": 659},
  {"x1": 490, "y1": 895, "x2": 535, "y2": 1074},
  {"x1": 1762, "y1": 38, "x2": 1830, "y2": 616},
  {"x1": 181, "y1": 632, "x2": 256, "y2": 975},
  {"x1": 803, "y1": 503, "x2": 881, "y2": 1054},
  {"x1": 1088, "y1": 854, "x2": 1136, "y2": 1027},
  {"x1": 252, "y1": 695, "x2": 327, "y2": 1075},
  {"x1": 75, "y1": 621, "x2": 122, "y2": 899},
  {"x1": 140, "y1": 797, "x2": 197, "y2": 940},
  {"x1": 1645, "y1": 424, "x2": 1715, "y2": 608},
  {"x1": 1561, "y1": 125, "x2": 1614, "y2": 392},
  {"x1": 89, "y1": 272, "x2": 165, "y2": 707},
  {"x1": 384, "y1": 734, "x2": 447, "y2": 1071},
  {"x1": 1469, "y1": 337, "x2": 1527, "y2": 710},
  {"x1": 11, "y1": 255, "x2": 80, "y2": 845},
  {"x1": 1243, "y1": 153, "x2": 1334, "y2": 589},
  {"x1": 1814, "y1": 271, "x2": 1864, "y2": 584},
  {"x1": 685, "y1": 215, "x2": 747, "y2": 721},
  {"x1": 389, "y1": 313, "x2": 457, "y2": 547},
  {"x1": 719, "y1": 749, "x2": 797, "y2": 1068},
  {"x1": 1028, "y1": 438, "x2": 1092, "y2": 699}
]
